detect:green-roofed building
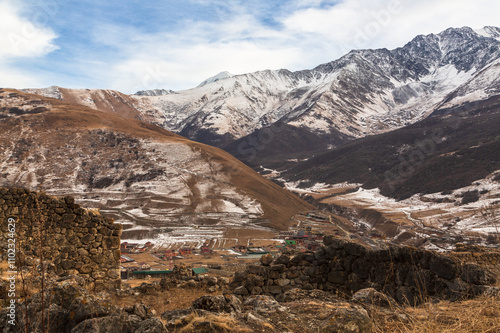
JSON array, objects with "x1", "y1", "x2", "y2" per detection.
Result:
[
  {"x1": 132, "y1": 270, "x2": 172, "y2": 279},
  {"x1": 192, "y1": 267, "x2": 209, "y2": 275}
]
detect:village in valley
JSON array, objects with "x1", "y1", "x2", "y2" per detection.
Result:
[{"x1": 118, "y1": 211, "x2": 341, "y2": 284}]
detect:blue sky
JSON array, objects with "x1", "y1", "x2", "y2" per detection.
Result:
[{"x1": 0, "y1": 0, "x2": 499, "y2": 93}]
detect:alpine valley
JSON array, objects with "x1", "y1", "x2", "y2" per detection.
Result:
[{"x1": 8, "y1": 26, "x2": 500, "y2": 250}]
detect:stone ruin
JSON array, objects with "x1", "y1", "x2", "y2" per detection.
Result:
[
  {"x1": 0, "y1": 187, "x2": 121, "y2": 290},
  {"x1": 231, "y1": 235, "x2": 498, "y2": 305}
]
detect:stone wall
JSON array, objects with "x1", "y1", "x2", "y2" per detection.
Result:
[
  {"x1": 0, "y1": 187, "x2": 121, "y2": 290},
  {"x1": 232, "y1": 236, "x2": 497, "y2": 305}
]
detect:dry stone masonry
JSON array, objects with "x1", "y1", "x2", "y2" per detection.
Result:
[
  {"x1": 0, "y1": 187, "x2": 121, "y2": 290},
  {"x1": 232, "y1": 235, "x2": 498, "y2": 305}
]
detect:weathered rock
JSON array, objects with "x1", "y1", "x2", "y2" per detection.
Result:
[
  {"x1": 263, "y1": 285, "x2": 282, "y2": 294},
  {"x1": 234, "y1": 286, "x2": 250, "y2": 296},
  {"x1": 460, "y1": 263, "x2": 496, "y2": 285},
  {"x1": 71, "y1": 315, "x2": 129, "y2": 333},
  {"x1": 62, "y1": 213, "x2": 77, "y2": 223},
  {"x1": 275, "y1": 254, "x2": 291, "y2": 265},
  {"x1": 245, "y1": 312, "x2": 270, "y2": 326},
  {"x1": 133, "y1": 282, "x2": 160, "y2": 295},
  {"x1": 351, "y1": 288, "x2": 397, "y2": 308},
  {"x1": 133, "y1": 304, "x2": 149, "y2": 320},
  {"x1": 192, "y1": 295, "x2": 242, "y2": 313},
  {"x1": 328, "y1": 270, "x2": 349, "y2": 284},
  {"x1": 276, "y1": 278, "x2": 291, "y2": 287},
  {"x1": 260, "y1": 253, "x2": 274, "y2": 266},
  {"x1": 320, "y1": 305, "x2": 373, "y2": 333},
  {"x1": 270, "y1": 264, "x2": 286, "y2": 272},
  {"x1": 161, "y1": 308, "x2": 194, "y2": 323},
  {"x1": 244, "y1": 295, "x2": 286, "y2": 313},
  {"x1": 204, "y1": 276, "x2": 218, "y2": 286},
  {"x1": 135, "y1": 318, "x2": 166, "y2": 333},
  {"x1": 430, "y1": 256, "x2": 458, "y2": 280},
  {"x1": 250, "y1": 286, "x2": 263, "y2": 295}
]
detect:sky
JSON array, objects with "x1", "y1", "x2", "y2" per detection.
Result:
[{"x1": 0, "y1": 0, "x2": 499, "y2": 93}]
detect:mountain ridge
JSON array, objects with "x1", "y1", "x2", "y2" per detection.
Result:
[{"x1": 23, "y1": 26, "x2": 500, "y2": 151}]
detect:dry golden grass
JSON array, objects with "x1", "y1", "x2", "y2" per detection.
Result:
[
  {"x1": 175, "y1": 312, "x2": 252, "y2": 333},
  {"x1": 110, "y1": 286, "x2": 223, "y2": 315},
  {"x1": 373, "y1": 273, "x2": 500, "y2": 333},
  {"x1": 404, "y1": 296, "x2": 499, "y2": 333}
]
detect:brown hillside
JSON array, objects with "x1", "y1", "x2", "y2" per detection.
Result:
[{"x1": 0, "y1": 88, "x2": 312, "y2": 230}]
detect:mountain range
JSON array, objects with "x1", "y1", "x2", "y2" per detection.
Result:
[{"x1": 18, "y1": 26, "x2": 500, "y2": 202}]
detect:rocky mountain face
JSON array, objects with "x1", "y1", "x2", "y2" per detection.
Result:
[{"x1": 0, "y1": 89, "x2": 312, "y2": 239}]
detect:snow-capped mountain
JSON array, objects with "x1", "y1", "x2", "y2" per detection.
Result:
[
  {"x1": 130, "y1": 26, "x2": 500, "y2": 147},
  {"x1": 25, "y1": 27, "x2": 500, "y2": 150}
]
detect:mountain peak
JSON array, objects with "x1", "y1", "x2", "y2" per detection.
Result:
[
  {"x1": 134, "y1": 89, "x2": 174, "y2": 96},
  {"x1": 197, "y1": 71, "x2": 233, "y2": 87},
  {"x1": 474, "y1": 26, "x2": 500, "y2": 40}
]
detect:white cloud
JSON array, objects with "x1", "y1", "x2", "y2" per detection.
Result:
[
  {"x1": 100, "y1": 0, "x2": 500, "y2": 93},
  {"x1": 0, "y1": 0, "x2": 58, "y2": 89},
  {"x1": 97, "y1": 15, "x2": 305, "y2": 92},
  {"x1": 109, "y1": 42, "x2": 303, "y2": 93},
  {"x1": 1, "y1": 0, "x2": 499, "y2": 92},
  {"x1": 0, "y1": 0, "x2": 58, "y2": 60},
  {"x1": 282, "y1": 0, "x2": 500, "y2": 54}
]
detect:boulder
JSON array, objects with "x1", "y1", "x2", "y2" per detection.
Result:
[
  {"x1": 320, "y1": 305, "x2": 373, "y2": 333},
  {"x1": 351, "y1": 288, "x2": 397, "y2": 308},
  {"x1": 260, "y1": 253, "x2": 274, "y2": 266},
  {"x1": 244, "y1": 295, "x2": 286, "y2": 314},
  {"x1": 192, "y1": 295, "x2": 242, "y2": 313}
]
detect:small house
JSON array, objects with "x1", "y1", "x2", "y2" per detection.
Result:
[
  {"x1": 200, "y1": 246, "x2": 211, "y2": 254},
  {"x1": 192, "y1": 267, "x2": 209, "y2": 275},
  {"x1": 132, "y1": 270, "x2": 172, "y2": 279},
  {"x1": 179, "y1": 248, "x2": 192, "y2": 255}
]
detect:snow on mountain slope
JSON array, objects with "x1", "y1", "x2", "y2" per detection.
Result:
[
  {"x1": 474, "y1": 26, "x2": 500, "y2": 40},
  {"x1": 439, "y1": 59, "x2": 500, "y2": 108},
  {"x1": 132, "y1": 68, "x2": 333, "y2": 146},
  {"x1": 286, "y1": 171, "x2": 500, "y2": 250},
  {"x1": 0, "y1": 89, "x2": 312, "y2": 241},
  {"x1": 135, "y1": 89, "x2": 174, "y2": 96}
]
